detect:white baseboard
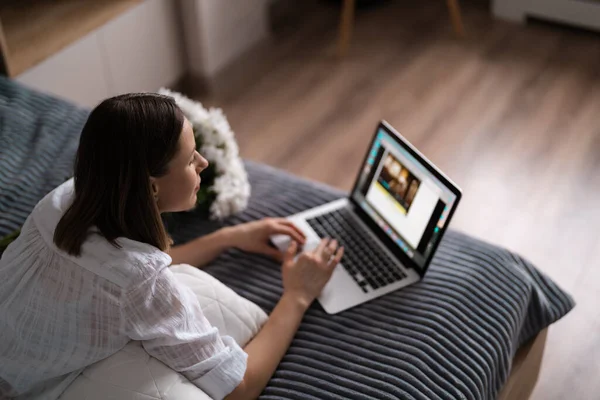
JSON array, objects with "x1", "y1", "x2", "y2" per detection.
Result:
[{"x1": 493, "y1": 0, "x2": 600, "y2": 31}]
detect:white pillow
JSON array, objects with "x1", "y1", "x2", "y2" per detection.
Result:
[
  {"x1": 170, "y1": 264, "x2": 268, "y2": 347},
  {"x1": 60, "y1": 264, "x2": 268, "y2": 400},
  {"x1": 60, "y1": 341, "x2": 206, "y2": 400}
]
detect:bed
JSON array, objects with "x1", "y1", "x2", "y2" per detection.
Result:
[{"x1": 0, "y1": 77, "x2": 574, "y2": 399}]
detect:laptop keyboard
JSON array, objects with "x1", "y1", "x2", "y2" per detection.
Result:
[{"x1": 306, "y1": 207, "x2": 407, "y2": 293}]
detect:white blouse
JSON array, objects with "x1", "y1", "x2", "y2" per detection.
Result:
[{"x1": 0, "y1": 180, "x2": 247, "y2": 400}]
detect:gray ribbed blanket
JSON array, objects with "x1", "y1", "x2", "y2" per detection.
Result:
[{"x1": 0, "y1": 77, "x2": 574, "y2": 400}]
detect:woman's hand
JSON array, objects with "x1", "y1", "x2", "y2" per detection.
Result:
[
  {"x1": 228, "y1": 218, "x2": 306, "y2": 262},
  {"x1": 281, "y1": 238, "x2": 344, "y2": 309}
]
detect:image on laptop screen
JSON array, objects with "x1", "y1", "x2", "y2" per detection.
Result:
[{"x1": 352, "y1": 128, "x2": 457, "y2": 271}]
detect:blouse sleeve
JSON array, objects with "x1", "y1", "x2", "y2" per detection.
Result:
[{"x1": 120, "y1": 265, "x2": 247, "y2": 400}]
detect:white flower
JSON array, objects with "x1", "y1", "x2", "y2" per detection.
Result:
[{"x1": 158, "y1": 88, "x2": 251, "y2": 219}]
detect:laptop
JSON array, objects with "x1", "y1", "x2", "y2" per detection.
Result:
[{"x1": 271, "y1": 121, "x2": 462, "y2": 314}]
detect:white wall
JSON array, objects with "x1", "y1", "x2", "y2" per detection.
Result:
[
  {"x1": 179, "y1": 0, "x2": 269, "y2": 78},
  {"x1": 16, "y1": 0, "x2": 186, "y2": 107}
]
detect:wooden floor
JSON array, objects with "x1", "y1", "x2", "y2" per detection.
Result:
[{"x1": 195, "y1": 1, "x2": 600, "y2": 398}]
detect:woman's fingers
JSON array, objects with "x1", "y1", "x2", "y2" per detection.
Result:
[
  {"x1": 278, "y1": 220, "x2": 306, "y2": 243},
  {"x1": 327, "y1": 239, "x2": 338, "y2": 255},
  {"x1": 313, "y1": 238, "x2": 329, "y2": 259},
  {"x1": 282, "y1": 241, "x2": 297, "y2": 265},
  {"x1": 271, "y1": 224, "x2": 306, "y2": 245},
  {"x1": 328, "y1": 246, "x2": 344, "y2": 268},
  {"x1": 319, "y1": 239, "x2": 339, "y2": 263}
]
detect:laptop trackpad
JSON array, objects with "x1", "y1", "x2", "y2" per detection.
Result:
[{"x1": 319, "y1": 263, "x2": 366, "y2": 314}]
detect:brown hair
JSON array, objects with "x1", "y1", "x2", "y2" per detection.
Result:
[{"x1": 54, "y1": 93, "x2": 184, "y2": 256}]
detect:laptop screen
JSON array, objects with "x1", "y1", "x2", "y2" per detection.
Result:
[{"x1": 351, "y1": 126, "x2": 459, "y2": 271}]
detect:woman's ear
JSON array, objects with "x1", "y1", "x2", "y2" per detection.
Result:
[{"x1": 149, "y1": 177, "x2": 159, "y2": 201}]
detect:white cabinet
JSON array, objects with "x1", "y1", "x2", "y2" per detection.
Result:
[
  {"x1": 16, "y1": 0, "x2": 185, "y2": 108},
  {"x1": 100, "y1": 0, "x2": 184, "y2": 96},
  {"x1": 493, "y1": 0, "x2": 600, "y2": 31},
  {"x1": 13, "y1": 0, "x2": 271, "y2": 107},
  {"x1": 16, "y1": 32, "x2": 111, "y2": 107}
]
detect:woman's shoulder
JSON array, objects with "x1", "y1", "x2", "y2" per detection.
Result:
[
  {"x1": 103, "y1": 237, "x2": 173, "y2": 287},
  {"x1": 32, "y1": 179, "x2": 75, "y2": 238},
  {"x1": 29, "y1": 180, "x2": 172, "y2": 288}
]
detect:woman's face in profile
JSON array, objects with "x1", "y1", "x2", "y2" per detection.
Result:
[{"x1": 153, "y1": 118, "x2": 209, "y2": 213}]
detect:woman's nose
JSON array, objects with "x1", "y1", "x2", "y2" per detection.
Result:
[{"x1": 197, "y1": 154, "x2": 209, "y2": 171}]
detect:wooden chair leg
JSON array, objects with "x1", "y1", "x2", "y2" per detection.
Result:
[
  {"x1": 338, "y1": 0, "x2": 355, "y2": 57},
  {"x1": 446, "y1": 0, "x2": 466, "y2": 37}
]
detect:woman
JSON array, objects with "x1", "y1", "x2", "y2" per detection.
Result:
[{"x1": 0, "y1": 94, "x2": 343, "y2": 400}]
